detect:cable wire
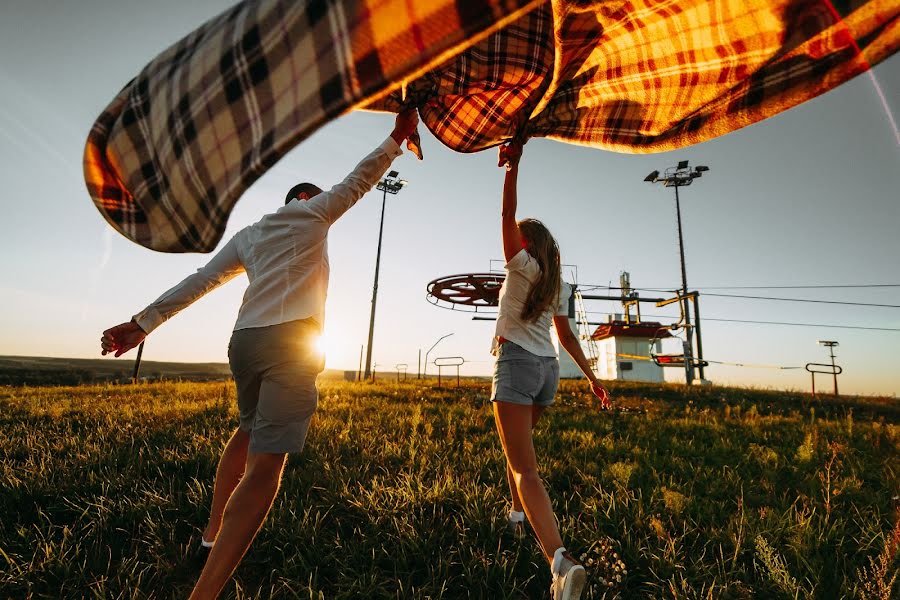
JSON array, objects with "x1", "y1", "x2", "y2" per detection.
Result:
[
  {"x1": 688, "y1": 284, "x2": 900, "y2": 290},
  {"x1": 701, "y1": 293, "x2": 900, "y2": 308},
  {"x1": 581, "y1": 311, "x2": 900, "y2": 332},
  {"x1": 576, "y1": 283, "x2": 900, "y2": 292}
]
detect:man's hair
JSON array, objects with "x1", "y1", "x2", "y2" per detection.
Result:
[{"x1": 285, "y1": 182, "x2": 323, "y2": 204}]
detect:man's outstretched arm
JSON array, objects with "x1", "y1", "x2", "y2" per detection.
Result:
[
  {"x1": 306, "y1": 109, "x2": 419, "y2": 224},
  {"x1": 100, "y1": 236, "x2": 244, "y2": 357}
]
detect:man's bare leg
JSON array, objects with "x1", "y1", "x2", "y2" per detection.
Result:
[
  {"x1": 189, "y1": 451, "x2": 287, "y2": 600},
  {"x1": 202, "y1": 428, "x2": 250, "y2": 544}
]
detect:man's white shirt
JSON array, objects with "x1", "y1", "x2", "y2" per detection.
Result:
[{"x1": 133, "y1": 137, "x2": 402, "y2": 334}]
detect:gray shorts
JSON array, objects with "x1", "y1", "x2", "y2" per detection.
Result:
[
  {"x1": 491, "y1": 341, "x2": 559, "y2": 406},
  {"x1": 227, "y1": 318, "x2": 324, "y2": 454}
]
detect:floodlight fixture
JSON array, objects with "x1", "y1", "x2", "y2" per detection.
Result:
[
  {"x1": 677, "y1": 160, "x2": 689, "y2": 170},
  {"x1": 388, "y1": 170, "x2": 399, "y2": 178},
  {"x1": 818, "y1": 340, "x2": 839, "y2": 347},
  {"x1": 695, "y1": 165, "x2": 709, "y2": 172},
  {"x1": 398, "y1": 179, "x2": 409, "y2": 186},
  {"x1": 644, "y1": 170, "x2": 659, "y2": 182}
]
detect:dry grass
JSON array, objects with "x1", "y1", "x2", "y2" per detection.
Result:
[{"x1": 0, "y1": 379, "x2": 897, "y2": 599}]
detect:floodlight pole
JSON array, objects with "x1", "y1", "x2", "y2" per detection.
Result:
[
  {"x1": 673, "y1": 184, "x2": 694, "y2": 384},
  {"x1": 364, "y1": 172, "x2": 407, "y2": 380}
]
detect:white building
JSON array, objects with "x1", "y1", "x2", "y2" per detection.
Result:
[
  {"x1": 555, "y1": 316, "x2": 586, "y2": 379},
  {"x1": 593, "y1": 320, "x2": 670, "y2": 382},
  {"x1": 555, "y1": 317, "x2": 670, "y2": 383}
]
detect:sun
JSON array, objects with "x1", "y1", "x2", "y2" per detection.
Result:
[{"x1": 313, "y1": 334, "x2": 328, "y2": 355}]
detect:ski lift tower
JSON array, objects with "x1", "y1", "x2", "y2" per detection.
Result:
[{"x1": 644, "y1": 161, "x2": 709, "y2": 384}]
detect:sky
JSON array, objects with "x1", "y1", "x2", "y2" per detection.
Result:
[{"x1": 1, "y1": 1, "x2": 898, "y2": 396}]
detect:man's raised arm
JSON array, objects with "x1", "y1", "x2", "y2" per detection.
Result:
[{"x1": 306, "y1": 110, "x2": 418, "y2": 224}]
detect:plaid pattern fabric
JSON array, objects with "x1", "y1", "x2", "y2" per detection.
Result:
[
  {"x1": 371, "y1": 0, "x2": 900, "y2": 153},
  {"x1": 84, "y1": 0, "x2": 542, "y2": 252},
  {"x1": 85, "y1": 0, "x2": 899, "y2": 252}
]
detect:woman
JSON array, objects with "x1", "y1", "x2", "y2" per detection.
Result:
[{"x1": 491, "y1": 140, "x2": 611, "y2": 600}]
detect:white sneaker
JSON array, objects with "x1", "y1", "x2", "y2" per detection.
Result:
[
  {"x1": 506, "y1": 510, "x2": 526, "y2": 539},
  {"x1": 506, "y1": 517, "x2": 525, "y2": 539},
  {"x1": 550, "y1": 555, "x2": 586, "y2": 600}
]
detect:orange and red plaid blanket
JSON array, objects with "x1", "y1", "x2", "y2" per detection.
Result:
[{"x1": 84, "y1": 0, "x2": 899, "y2": 253}]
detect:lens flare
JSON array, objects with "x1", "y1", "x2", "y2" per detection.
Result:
[
  {"x1": 313, "y1": 334, "x2": 328, "y2": 355},
  {"x1": 821, "y1": 0, "x2": 900, "y2": 146}
]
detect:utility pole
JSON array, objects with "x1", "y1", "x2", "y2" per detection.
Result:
[
  {"x1": 364, "y1": 171, "x2": 408, "y2": 380},
  {"x1": 132, "y1": 341, "x2": 145, "y2": 384},
  {"x1": 819, "y1": 340, "x2": 839, "y2": 396},
  {"x1": 644, "y1": 161, "x2": 710, "y2": 384}
]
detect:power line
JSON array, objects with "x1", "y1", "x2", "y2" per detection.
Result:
[
  {"x1": 577, "y1": 283, "x2": 900, "y2": 292},
  {"x1": 701, "y1": 293, "x2": 900, "y2": 308},
  {"x1": 579, "y1": 290, "x2": 900, "y2": 308},
  {"x1": 704, "y1": 359, "x2": 804, "y2": 369},
  {"x1": 700, "y1": 317, "x2": 900, "y2": 332},
  {"x1": 581, "y1": 311, "x2": 900, "y2": 332},
  {"x1": 688, "y1": 284, "x2": 900, "y2": 290}
]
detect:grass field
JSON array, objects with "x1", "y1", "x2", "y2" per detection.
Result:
[{"x1": 1, "y1": 379, "x2": 898, "y2": 599}]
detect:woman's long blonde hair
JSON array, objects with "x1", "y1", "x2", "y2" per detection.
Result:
[{"x1": 519, "y1": 219, "x2": 561, "y2": 323}]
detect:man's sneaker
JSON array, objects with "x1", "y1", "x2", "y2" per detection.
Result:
[
  {"x1": 550, "y1": 554, "x2": 587, "y2": 600},
  {"x1": 186, "y1": 539, "x2": 212, "y2": 570}
]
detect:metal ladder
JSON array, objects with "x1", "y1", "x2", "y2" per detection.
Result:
[{"x1": 573, "y1": 289, "x2": 599, "y2": 372}]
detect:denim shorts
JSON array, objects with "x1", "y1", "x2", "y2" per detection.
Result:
[
  {"x1": 491, "y1": 341, "x2": 559, "y2": 406},
  {"x1": 228, "y1": 318, "x2": 325, "y2": 454}
]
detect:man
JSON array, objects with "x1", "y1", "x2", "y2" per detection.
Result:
[{"x1": 100, "y1": 109, "x2": 419, "y2": 599}]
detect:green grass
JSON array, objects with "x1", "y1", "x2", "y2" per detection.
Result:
[{"x1": 1, "y1": 380, "x2": 897, "y2": 599}]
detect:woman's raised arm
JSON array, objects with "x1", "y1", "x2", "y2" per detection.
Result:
[{"x1": 499, "y1": 142, "x2": 524, "y2": 262}]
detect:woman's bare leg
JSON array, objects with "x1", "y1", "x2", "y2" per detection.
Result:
[
  {"x1": 505, "y1": 405, "x2": 546, "y2": 513},
  {"x1": 494, "y1": 401, "x2": 561, "y2": 564}
]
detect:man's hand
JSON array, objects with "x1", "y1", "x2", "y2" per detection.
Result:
[
  {"x1": 498, "y1": 141, "x2": 524, "y2": 170},
  {"x1": 391, "y1": 109, "x2": 419, "y2": 145},
  {"x1": 101, "y1": 321, "x2": 147, "y2": 357},
  {"x1": 590, "y1": 380, "x2": 612, "y2": 410}
]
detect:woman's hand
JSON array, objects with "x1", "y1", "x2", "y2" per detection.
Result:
[
  {"x1": 590, "y1": 380, "x2": 612, "y2": 410},
  {"x1": 498, "y1": 141, "x2": 524, "y2": 170},
  {"x1": 391, "y1": 109, "x2": 419, "y2": 145}
]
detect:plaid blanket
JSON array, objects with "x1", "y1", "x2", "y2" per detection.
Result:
[{"x1": 84, "y1": 0, "x2": 899, "y2": 253}]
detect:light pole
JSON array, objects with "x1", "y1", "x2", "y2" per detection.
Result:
[
  {"x1": 818, "y1": 340, "x2": 839, "y2": 395},
  {"x1": 423, "y1": 333, "x2": 454, "y2": 379},
  {"x1": 644, "y1": 161, "x2": 709, "y2": 384},
  {"x1": 364, "y1": 171, "x2": 408, "y2": 380}
]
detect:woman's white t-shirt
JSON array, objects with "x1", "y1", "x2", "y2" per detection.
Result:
[{"x1": 492, "y1": 249, "x2": 572, "y2": 357}]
